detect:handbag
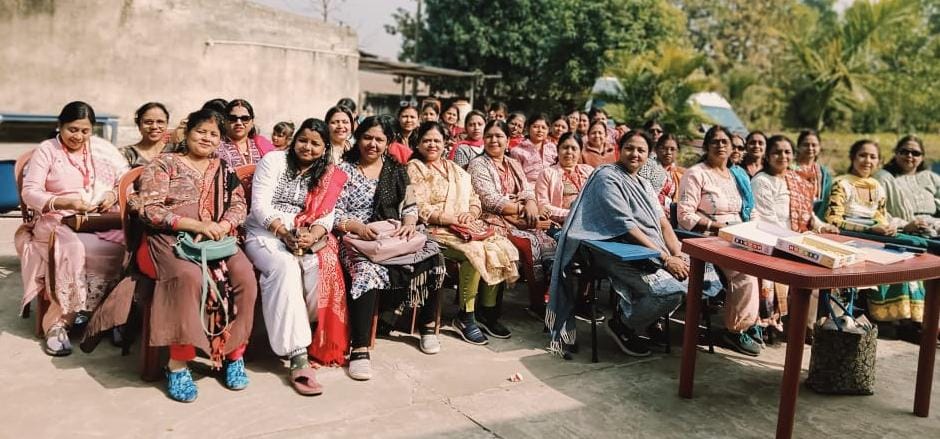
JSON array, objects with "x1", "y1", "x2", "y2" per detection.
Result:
[
  {"x1": 806, "y1": 290, "x2": 878, "y2": 395},
  {"x1": 343, "y1": 219, "x2": 427, "y2": 263},
  {"x1": 62, "y1": 212, "x2": 122, "y2": 232},
  {"x1": 448, "y1": 220, "x2": 496, "y2": 242},
  {"x1": 173, "y1": 232, "x2": 239, "y2": 336}
]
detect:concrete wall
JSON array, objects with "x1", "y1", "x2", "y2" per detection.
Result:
[{"x1": 0, "y1": 0, "x2": 359, "y2": 144}]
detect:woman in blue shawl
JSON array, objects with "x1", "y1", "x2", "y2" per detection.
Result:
[{"x1": 546, "y1": 130, "x2": 721, "y2": 358}]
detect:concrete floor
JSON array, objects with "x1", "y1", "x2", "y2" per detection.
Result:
[{"x1": 0, "y1": 217, "x2": 937, "y2": 438}]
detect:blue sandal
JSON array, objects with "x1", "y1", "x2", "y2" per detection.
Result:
[
  {"x1": 223, "y1": 358, "x2": 249, "y2": 390},
  {"x1": 166, "y1": 368, "x2": 198, "y2": 402}
]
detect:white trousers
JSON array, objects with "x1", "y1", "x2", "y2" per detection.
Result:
[{"x1": 244, "y1": 233, "x2": 320, "y2": 357}]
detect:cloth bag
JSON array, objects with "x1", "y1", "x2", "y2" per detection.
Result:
[
  {"x1": 806, "y1": 291, "x2": 878, "y2": 395},
  {"x1": 343, "y1": 219, "x2": 427, "y2": 263}
]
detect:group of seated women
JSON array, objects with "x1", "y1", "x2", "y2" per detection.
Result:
[{"x1": 16, "y1": 98, "x2": 939, "y2": 404}]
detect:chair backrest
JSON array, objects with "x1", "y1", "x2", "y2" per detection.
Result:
[
  {"x1": 14, "y1": 149, "x2": 36, "y2": 223},
  {"x1": 118, "y1": 167, "x2": 145, "y2": 243}
]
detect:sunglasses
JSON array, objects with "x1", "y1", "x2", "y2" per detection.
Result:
[
  {"x1": 732, "y1": 144, "x2": 746, "y2": 151},
  {"x1": 897, "y1": 148, "x2": 923, "y2": 157},
  {"x1": 649, "y1": 128, "x2": 663, "y2": 134},
  {"x1": 227, "y1": 115, "x2": 253, "y2": 123}
]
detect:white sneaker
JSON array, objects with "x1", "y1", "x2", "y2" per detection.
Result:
[
  {"x1": 419, "y1": 332, "x2": 441, "y2": 355},
  {"x1": 348, "y1": 351, "x2": 372, "y2": 381}
]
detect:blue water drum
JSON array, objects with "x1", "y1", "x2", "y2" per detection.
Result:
[{"x1": 0, "y1": 160, "x2": 19, "y2": 213}]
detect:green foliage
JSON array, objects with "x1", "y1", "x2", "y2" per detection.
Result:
[{"x1": 385, "y1": 0, "x2": 677, "y2": 113}]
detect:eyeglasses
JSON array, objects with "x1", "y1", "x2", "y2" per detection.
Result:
[
  {"x1": 897, "y1": 148, "x2": 923, "y2": 157},
  {"x1": 732, "y1": 144, "x2": 746, "y2": 151},
  {"x1": 227, "y1": 115, "x2": 253, "y2": 123},
  {"x1": 649, "y1": 128, "x2": 663, "y2": 134}
]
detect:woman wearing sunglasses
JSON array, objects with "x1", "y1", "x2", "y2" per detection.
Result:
[
  {"x1": 217, "y1": 98, "x2": 275, "y2": 167},
  {"x1": 875, "y1": 135, "x2": 940, "y2": 238}
]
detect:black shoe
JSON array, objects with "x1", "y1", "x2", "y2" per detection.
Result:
[
  {"x1": 453, "y1": 311, "x2": 488, "y2": 345},
  {"x1": 645, "y1": 319, "x2": 669, "y2": 347},
  {"x1": 574, "y1": 303, "x2": 606, "y2": 323},
  {"x1": 476, "y1": 307, "x2": 512, "y2": 339},
  {"x1": 606, "y1": 318, "x2": 651, "y2": 357}
]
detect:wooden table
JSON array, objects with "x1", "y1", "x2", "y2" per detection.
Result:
[{"x1": 678, "y1": 236, "x2": 940, "y2": 439}]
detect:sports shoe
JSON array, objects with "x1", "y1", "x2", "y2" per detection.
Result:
[
  {"x1": 606, "y1": 317, "x2": 651, "y2": 357},
  {"x1": 419, "y1": 328, "x2": 441, "y2": 355},
  {"x1": 348, "y1": 350, "x2": 372, "y2": 381},
  {"x1": 476, "y1": 307, "x2": 511, "y2": 339},
  {"x1": 223, "y1": 358, "x2": 249, "y2": 390},
  {"x1": 43, "y1": 324, "x2": 72, "y2": 357},
  {"x1": 574, "y1": 304, "x2": 606, "y2": 323},
  {"x1": 453, "y1": 311, "x2": 488, "y2": 345},
  {"x1": 723, "y1": 331, "x2": 761, "y2": 357},
  {"x1": 166, "y1": 368, "x2": 198, "y2": 402}
]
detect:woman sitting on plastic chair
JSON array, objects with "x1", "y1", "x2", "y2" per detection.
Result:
[
  {"x1": 547, "y1": 130, "x2": 716, "y2": 358},
  {"x1": 17, "y1": 101, "x2": 128, "y2": 357},
  {"x1": 407, "y1": 121, "x2": 520, "y2": 346},
  {"x1": 137, "y1": 109, "x2": 258, "y2": 402}
]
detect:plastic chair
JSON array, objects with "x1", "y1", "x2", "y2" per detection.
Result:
[{"x1": 14, "y1": 150, "x2": 50, "y2": 338}]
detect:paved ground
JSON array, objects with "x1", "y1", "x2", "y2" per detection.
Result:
[{"x1": 0, "y1": 217, "x2": 937, "y2": 438}]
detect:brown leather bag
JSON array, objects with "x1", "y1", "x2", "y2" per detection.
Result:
[
  {"x1": 62, "y1": 213, "x2": 122, "y2": 233},
  {"x1": 448, "y1": 220, "x2": 496, "y2": 242}
]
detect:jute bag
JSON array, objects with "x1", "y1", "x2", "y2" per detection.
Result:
[{"x1": 806, "y1": 291, "x2": 878, "y2": 395}]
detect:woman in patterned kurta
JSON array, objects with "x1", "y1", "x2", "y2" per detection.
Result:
[
  {"x1": 677, "y1": 125, "x2": 762, "y2": 357},
  {"x1": 216, "y1": 99, "x2": 274, "y2": 167},
  {"x1": 469, "y1": 120, "x2": 557, "y2": 317},
  {"x1": 334, "y1": 116, "x2": 444, "y2": 381},
  {"x1": 17, "y1": 101, "x2": 127, "y2": 357},
  {"x1": 535, "y1": 132, "x2": 593, "y2": 225},
  {"x1": 408, "y1": 121, "x2": 520, "y2": 345},
  {"x1": 875, "y1": 135, "x2": 940, "y2": 239},
  {"x1": 137, "y1": 109, "x2": 258, "y2": 402},
  {"x1": 826, "y1": 140, "x2": 926, "y2": 327},
  {"x1": 793, "y1": 130, "x2": 833, "y2": 219},
  {"x1": 244, "y1": 118, "x2": 348, "y2": 396}
]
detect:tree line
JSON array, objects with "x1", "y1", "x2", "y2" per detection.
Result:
[{"x1": 386, "y1": 0, "x2": 940, "y2": 136}]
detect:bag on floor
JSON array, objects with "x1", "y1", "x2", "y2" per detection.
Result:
[{"x1": 806, "y1": 291, "x2": 877, "y2": 395}]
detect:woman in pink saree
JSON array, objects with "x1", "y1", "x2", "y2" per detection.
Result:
[{"x1": 16, "y1": 101, "x2": 128, "y2": 356}]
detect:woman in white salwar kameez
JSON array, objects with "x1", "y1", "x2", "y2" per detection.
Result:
[{"x1": 244, "y1": 118, "x2": 348, "y2": 396}]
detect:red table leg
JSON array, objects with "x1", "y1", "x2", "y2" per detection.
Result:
[
  {"x1": 914, "y1": 278, "x2": 940, "y2": 417},
  {"x1": 775, "y1": 288, "x2": 811, "y2": 439},
  {"x1": 679, "y1": 257, "x2": 705, "y2": 399}
]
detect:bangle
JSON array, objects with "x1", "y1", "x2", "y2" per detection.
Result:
[
  {"x1": 47, "y1": 196, "x2": 58, "y2": 212},
  {"x1": 339, "y1": 218, "x2": 350, "y2": 233},
  {"x1": 705, "y1": 220, "x2": 712, "y2": 232}
]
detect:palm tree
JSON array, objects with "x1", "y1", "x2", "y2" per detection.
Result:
[{"x1": 786, "y1": 0, "x2": 918, "y2": 130}]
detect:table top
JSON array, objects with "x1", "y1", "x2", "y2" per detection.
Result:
[
  {"x1": 681, "y1": 235, "x2": 940, "y2": 290},
  {"x1": 583, "y1": 240, "x2": 661, "y2": 262}
]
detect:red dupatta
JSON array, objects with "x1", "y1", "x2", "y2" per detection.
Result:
[{"x1": 294, "y1": 164, "x2": 351, "y2": 366}]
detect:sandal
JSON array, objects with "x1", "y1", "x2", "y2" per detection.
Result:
[
  {"x1": 43, "y1": 325, "x2": 72, "y2": 357},
  {"x1": 223, "y1": 358, "x2": 250, "y2": 390},
  {"x1": 289, "y1": 367, "x2": 323, "y2": 396},
  {"x1": 166, "y1": 368, "x2": 198, "y2": 403}
]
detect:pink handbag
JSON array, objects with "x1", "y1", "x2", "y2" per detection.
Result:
[{"x1": 342, "y1": 219, "x2": 427, "y2": 263}]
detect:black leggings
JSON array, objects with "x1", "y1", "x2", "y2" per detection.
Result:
[{"x1": 349, "y1": 289, "x2": 440, "y2": 349}]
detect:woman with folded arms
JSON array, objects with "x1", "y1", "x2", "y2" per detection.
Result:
[
  {"x1": 535, "y1": 132, "x2": 593, "y2": 226},
  {"x1": 334, "y1": 116, "x2": 445, "y2": 381},
  {"x1": 137, "y1": 109, "x2": 258, "y2": 402},
  {"x1": 677, "y1": 125, "x2": 762, "y2": 356},
  {"x1": 17, "y1": 101, "x2": 127, "y2": 357},
  {"x1": 217, "y1": 98, "x2": 274, "y2": 167},
  {"x1": 244, "y1": 118, "x2": 348, "y2": 396},
  {"x1": 121, "y1": 102, "x2": 176, "y2": 167},
  {"x1": 511, "y1": 113, "x2": 557, "y2": 184},
  {"x1": 470, "y1": 120, "x2": 556, "y2": 317},
  {"x1": 408, "y1": 121, "x2": 520, "y2": 345},
  {"x1": 825, "y1": 139, "x2": 926, "y2": 332}
]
